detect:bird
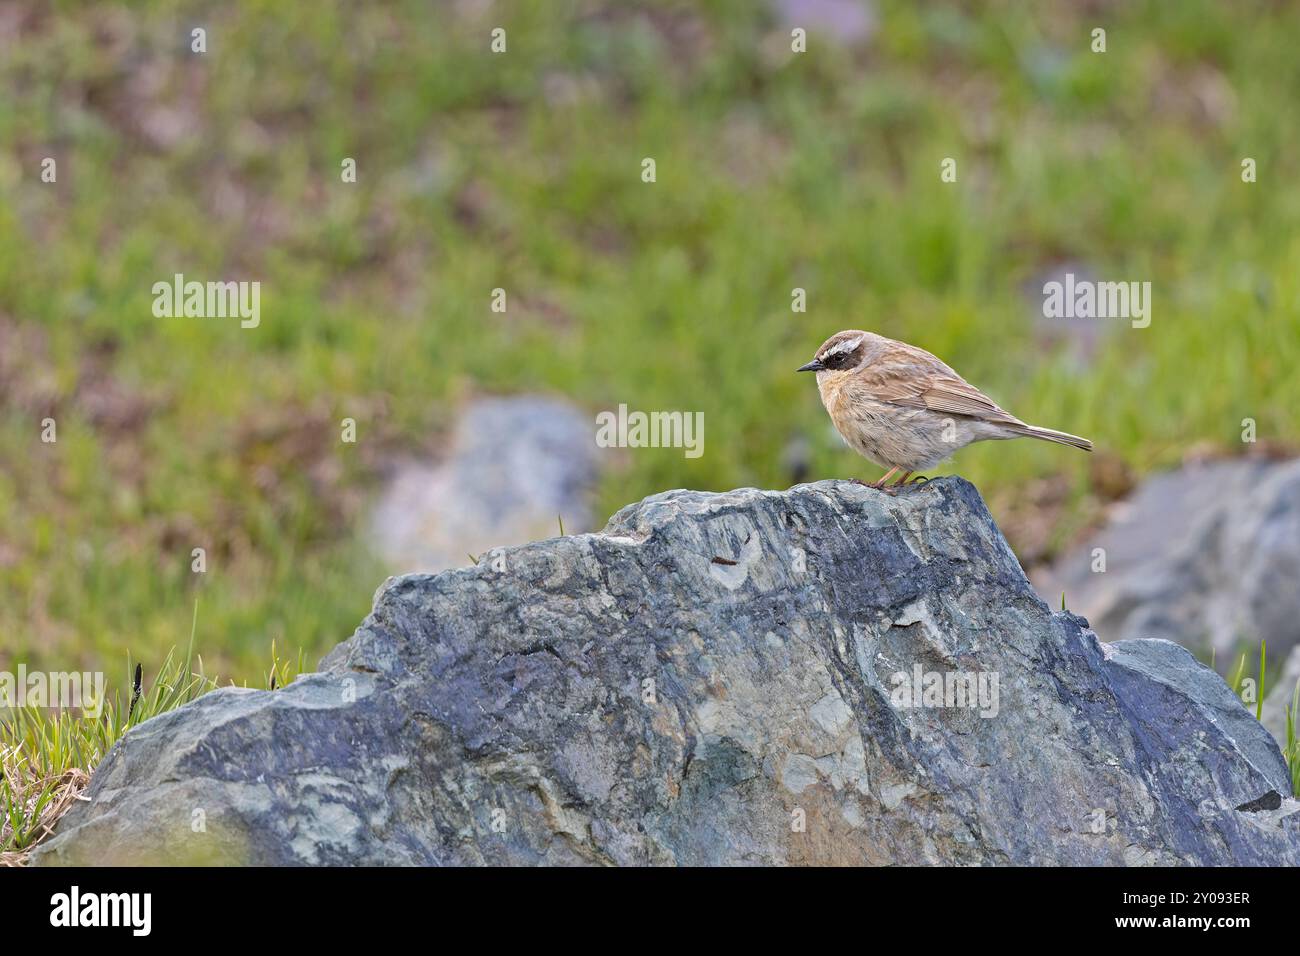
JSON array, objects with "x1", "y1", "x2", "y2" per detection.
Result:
[{"x1": 797, "y1": 330, "x2": 1091, "y2": 489}]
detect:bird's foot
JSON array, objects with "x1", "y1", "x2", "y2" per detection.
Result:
[
  {"x1": 851, "y1": 468, "x2": 905, "y2": 491},
  {"x1": 865, "y1": 467, "x2": 901, "y2": 489}
]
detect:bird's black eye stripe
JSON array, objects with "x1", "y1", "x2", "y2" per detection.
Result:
[{"x1": 823, "y1": 347, "x2": 855, "y2": 369}]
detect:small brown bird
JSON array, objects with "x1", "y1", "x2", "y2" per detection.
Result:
[{"x1": 798, "y1": 330, "x2": 1091, "y2": 488}]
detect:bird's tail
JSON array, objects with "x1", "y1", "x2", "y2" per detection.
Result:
[{"x1": 1018, "y1": 424, "x2": 1093, "y2": 452}]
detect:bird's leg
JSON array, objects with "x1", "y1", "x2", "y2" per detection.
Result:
[
  {"x1": 890, "y1": 471, "x2": 913, "y2": 487},
  {"x1": 865, "y1": 467, "x2": 899, "y2": 489}
]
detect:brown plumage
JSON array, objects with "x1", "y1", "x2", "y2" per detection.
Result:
[{"x1": 797, "y1": 330, "x2": 1091, "y2": 488}]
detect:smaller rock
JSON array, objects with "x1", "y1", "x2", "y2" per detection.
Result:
[
  {"x1": 1025, "y1": 262, "x2": 1108, "y2": 368},
  {"x1": 1104, "y1": 638, "x2": 1292, "y2": 796},
  {"x1": 774, "y1": 0, "x2": 876, "y2": 44},
  {"x1": 1033, "y1": 458, "x2": 1300, "y2": 664},
  {"x1": 369, "y1": 395, "x2": 599, "y2": 573}
]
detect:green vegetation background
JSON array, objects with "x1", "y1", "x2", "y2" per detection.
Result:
[{"x1": 1, "y1": 0, "x2": 1296, "y2": 681}]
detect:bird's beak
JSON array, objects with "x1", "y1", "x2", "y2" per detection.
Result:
[{"x1": 796, "y1": 359, "x2": 824, "y2": 373}]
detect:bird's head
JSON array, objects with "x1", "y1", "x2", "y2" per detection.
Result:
[{"x1": 796, "y1": 330, "x2": 869, "y2": 379}]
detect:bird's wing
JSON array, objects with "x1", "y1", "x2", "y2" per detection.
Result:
[
  {"x1": 855, "y1": 349, "x2": 1025, "y2": 426},
  {"x1": 918, "y1": 376, "x2": 1023, "y2": 425}
]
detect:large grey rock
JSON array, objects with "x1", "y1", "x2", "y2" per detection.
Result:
[
  {"x1": 35, "y1": 478, "x2": 1299, "y2": 866},
  {"x1": 370, "y1": 395, "x2": 599, "y2": 573},
  {"x1": 1032, "y1": 458, "x2": 1300, "y2": 663}
]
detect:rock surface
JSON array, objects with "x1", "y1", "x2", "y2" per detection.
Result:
[
  {"x1": 1032, "y1": 458, "x2": 1300, "y2": 663},
  {"x1": 369, "y1": 395, "x2": 599, "y2": 573},
  {"x1": 36, "y1": 478, "x2": 1300, "y2": 865}
]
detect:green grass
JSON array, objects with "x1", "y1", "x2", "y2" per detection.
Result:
[
  {"x1": 1286, "y1": 682, "x2": 1300, "y2": 798},
  {"x1": 0, "y1": 646, "x2": 214, "y2": 862},
  {"x1": 1, "y1": 600, "x2": 299, "y2": 863},
  {"x1": 1, "y1": 0, "x2": 1299, "y2": 684},
  {"x1": 1223, "y1": 640, "x2": 1267, "y2": 722},
  {"x1": 1222, "y1": 640, "x2": 1299, "y2": 797}
]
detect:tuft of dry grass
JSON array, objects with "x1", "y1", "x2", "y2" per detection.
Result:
[
  {"x1": 0, "y1": 602, "x2": 302, "y2": 864},
  {"x1": 0, "y1": 757, "x2": 90, "y2": 866}
]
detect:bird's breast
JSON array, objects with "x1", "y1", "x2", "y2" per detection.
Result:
[{"x1": 819, "y1": 378, "x2": 957, "y2": 470}]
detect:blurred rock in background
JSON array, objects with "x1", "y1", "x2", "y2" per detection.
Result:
[
  {"x1": 369, "y1": 396, "x2": 599, "y2": 573},
  {"x1": 773, "y1": 0, "x2": 876, "y2": 45},
  {"x1": 1025, "y1": 261, "x2": 1109, "y2": 370},
  {"x1": 1033, "y1": 457, "x2": 1300, "y2": 670}
]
